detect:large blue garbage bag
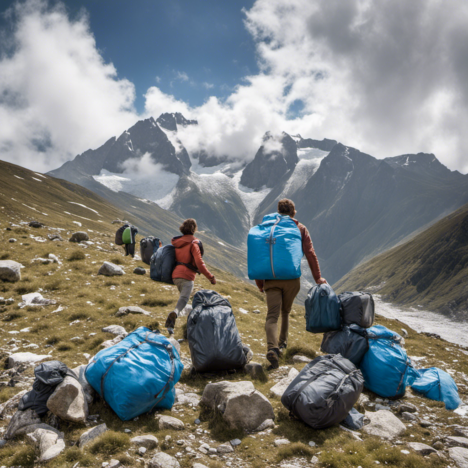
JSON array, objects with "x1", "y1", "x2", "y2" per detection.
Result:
[
  {"x1": 411, "y1": 367, "x2": 461, "y2": 410},
  {"x1": 247, "y1": 213, "x2": 303, "y2": 280},
  {"x1": 360, "y1": 325, "x2": 418, "y2": 398},
  {"x1": 305, "y1": 284, "x2": 342, "y2": 333},
  {"x1": 85, "y1": 327, "x2": 183, "y2": 421}
]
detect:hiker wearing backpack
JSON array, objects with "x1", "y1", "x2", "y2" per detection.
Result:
[
  {"x1": 165, "y1": 218, "x2": 216, "y2": 334},
  {"x1": 254, "y1": 199, "x2": 327, "y2": 370}
]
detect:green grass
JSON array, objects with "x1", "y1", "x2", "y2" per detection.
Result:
[
  {"x1": 88, "y1": 431, "x2": 131, "y2": 456},
  {"x1": 67, "y1": 250, "x2": 86, "y2": 261}
]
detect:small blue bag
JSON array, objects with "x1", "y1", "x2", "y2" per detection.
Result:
[
  {"x1": 411, "y1": 367, "x2": 461, "y2": 410},
  {"x1": 247, "y1": 213, "x2": 303, "y2": 280},
  {"x1": 360, "y1": 325, "x2": 418, "y2": 398},
  {"x1": 85, "y1": 327, "x2": 183, "y2": 421},
  {"x1": 305, "y1": 283, "x2": 342, "y2": 333}
]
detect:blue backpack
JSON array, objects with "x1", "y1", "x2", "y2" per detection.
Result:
[
  {"x1": 360, "y1": 325, "x2": 418, "y2": 398},
  {"x1": 247, "y1": 213, "x2": 303, "y2": 280},
  {"x1": 305, "y1": 284, "x2": 342, "y2": 333},
  {"x1": 85, "y1": 327, "x2": 183, "y2": 421}
]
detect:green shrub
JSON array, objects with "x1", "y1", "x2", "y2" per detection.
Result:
[
  {"x1": 67, "y1": 250, "x2": 86, "y2": 261},
  {"x1": 88, "y1": 431, "x2": 131, "y2": 456}
]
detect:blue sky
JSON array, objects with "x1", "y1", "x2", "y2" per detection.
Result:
[{"x1": 1, "y1": 0, "x2": 258, "y2": 113}]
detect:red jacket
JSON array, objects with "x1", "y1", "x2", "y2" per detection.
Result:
[
  {"x1": 255, "y1": 218, "x2": 322, "y2": 290},
  {"x1": 172, "y1": 235, "x2": 214, "y2": 282}
]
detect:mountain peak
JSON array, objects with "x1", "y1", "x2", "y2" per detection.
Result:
[{"x1": 156, "y1": 112, "x2": 198, "y2": 132}]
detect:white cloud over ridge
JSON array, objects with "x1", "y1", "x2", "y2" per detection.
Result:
[{"x1": 1, "y1": 0, "x2": 468, "y2": 173}]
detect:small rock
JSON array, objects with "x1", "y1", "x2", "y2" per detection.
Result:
[
  {"x1": 102, "y1": 325, "x2": 127, "y2": 336},
  {"x1": 375, "y1": 404, "x2": 391, "y2": 411},
  {"x1": 401, "y1": 329, "x2": 408, "y2": 337},
  {"x1": 433, "y1": 441, "x2": 444, "y2": 450},
  {"x1": 47, "y1": 376, "x2": 88, "y2": 423},
  {"x1": 131, "y1": 435, "x2": 159, "y2": 449},
  {"x1": 116, "y1": 305, "x2": 150, "y2": 317},
  {"x1": 0, "y1": 260, "x2": 23, "y2": 282},
  {"x1": 363, "y1": 410, "x2": 406, "y2": 439},
  {"x1": 8, "y1": 238, "x2": 17, "y2": 243},
  {"x1": 309, "y1": 441, "x2": 316, "y2": 447},
  {"x1": 139, "y1": 447, "x2": 147, "y2": 455},
  {"x1": 407, "y1": 442, "x2": 437, "y2": 455},
  {"x1": 29, "y1": 221, "x2": 44, "y2": 228},
  {"x1": 158, "y1": 415, "x2": 185, "y2": 431},
  {"x1": 79, "y1": 423, "x2": 108, "y2": 447},
  {"x1": 133, "y1": 267, "x2": 146, "y2": 275},
  {"x1": 4, "y1": 408, "x2": 41, "y2": 439},
  {"x1": 419, "y1": 420, "x2": 432, "y2": 428},
  {"x1": 399, "y1": 402, "x2": 417, "y2": 413},
  {"x1": 252, "y1": 309, "x2": 261, "y2": 314},
  {"x1": 230, "y1": 438, "x2": 241, "y2": 447},
  {"x1": 292, "y1": 355, "x2": 310, "y2": 364},
  {"x1": 274, "y1": 438, "x2": 290, "y2": 447},
  {"x1": 149, "y1": 452, "x2": 181, "y2": 468},
  {"x1": 69, "y1": 231, "x2": 89, "y2": 243},
  {"x1": 27, "y1": 428, "x2": 65, "y2": 462},
  {"x1": 217, "y1": 443, "x2": 234, "y2": 453},
  {"x1": 254, "y1": 418, "x2": 275, "y2": 431},
  {"x1": 270, "y1": 368, "x2": 299, "y2": 398},
  {"x1": 455, "y1": 427, "x2": 468, "y2": 438},
  {"x1": 109, "y1": 461, "x2": 121, "y2": 468},
  {"x1": 401, "y1": 412, "x2": 418, "y2": 422},
  {"x1": 98, "y1": 261, "x2": 124, "y2": 276},
  {"x1": 193, "y1": 464, "x2": 209, "y2": 468},
  {"x1": 449, "y1": 447, "x2": 468, "y2": 468},
  {"x1": 48, "y1": 234, "x2": 63, "y2": 241},
  {"x1": 311, "y1": 455, "x2": 319, "y2": 464},
  {"x1": 244, "y1": 362, "x2": 267, "y2": 381},
  {"x1": 447, "y1": 436, "x2": 468, "y2": 449},
  {"x1": 194, "y1": 419, "x2": 201, "y2": 425},
  {"x1": 7, "y1": 352, "x2": 51, "y2": 369}
]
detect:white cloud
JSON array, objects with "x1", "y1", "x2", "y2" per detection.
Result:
[
  {"x1": 0, "y1": 0, "x2": 137, "y2": 172},
  {"x1": 202, "y1": 82, "x2": 214, "y2": 89}
]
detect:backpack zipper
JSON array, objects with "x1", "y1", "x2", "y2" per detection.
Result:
[{"x1": 269, "y1": 217, "x2": 281, "y2": 278}]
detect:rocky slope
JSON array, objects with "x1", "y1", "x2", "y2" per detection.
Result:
[
  {"x1": 335, "y1": 202, "x2": 468, "y2": 320},
  {"x1": 0, "y1": 178, "x2": 468, "y2": 468}
]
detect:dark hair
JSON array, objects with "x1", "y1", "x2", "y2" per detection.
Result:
[
  {"x1": 278, "y1": 199, "x2": 296, "y2": 217},
  {"x1": 180, "y1": 218, "x2": 197, "y2": 235}
]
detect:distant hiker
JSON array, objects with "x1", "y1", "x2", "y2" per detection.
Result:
[
  {"x1": 164, "y1": 218, "x2": 216, "y2": 334},
  {"x1": 253, "y1": 199, "x2": 327, "y2": 370}
]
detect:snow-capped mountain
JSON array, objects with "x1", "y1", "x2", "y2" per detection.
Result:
[{"x1": 49, "y1": 113, "x2": 468, "y2": 284}]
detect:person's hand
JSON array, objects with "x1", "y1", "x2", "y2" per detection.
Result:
[
  {"x1": 210, "y1": 277, "x2": 217, "y2": 285},
  {"x1": 317, "y1": 277, "x2": 327, "y2": 285}
]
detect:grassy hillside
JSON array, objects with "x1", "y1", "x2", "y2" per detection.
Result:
[
  {"x1": 1, "y1": 160, "x2": 247, "y2": 280},
  {"x1": 0, "y1": 167, "x2": 467, "y2": 468},
  {"x1": 335, "y1": 203, "x2": 468, "y2": 320}
]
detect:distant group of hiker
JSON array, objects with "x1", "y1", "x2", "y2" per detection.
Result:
[{"x1": 102, "y1": 197, "x2": 462, "y2": 427}]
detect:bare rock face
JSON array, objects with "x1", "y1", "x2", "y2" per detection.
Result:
[
  {"x1": 407, "y1": 442, "x2": 437, "y2": 455},
  {"x1": 71, "y1": 365, "x2": 95, "y2": 405},
  {"x1": 148, "y1": 452, "x2": 181, "y2": 468},
  {"x1": 363, "y1": 410, "x2": 406, "y2": 440},
  {"x1": 47, "y1": 376, "x2": 88, "y2": 423},
  {"x1": 98, "y1": 261, "x2": 124, "y2": 276},
  {"x1": 7, "y1": 352, "x2": 52, "y2": 369},
  {"x1": 200, "y1": 380, "x2": 275, "y2": 432},
  {"x1": 79, "y1": 423, "x2": 108, "y2": 447},
  {"x1": 449, "y1": 447, "x2": 468, "y2": 468},
  {"x1": 69, "y1": 231, "x2": 89, "y2": 243},
  {"x1": 0, "y1": 260, "x2": 23, "y2": 282},
  {"x1": 447, "y1": 437, "x2": 468, "y2": 449},
  {"x1": 27, "y1": 428, "x2": 65, "y2": 462}
]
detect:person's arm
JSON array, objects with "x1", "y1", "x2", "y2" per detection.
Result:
[
  {"x1": 301, "y1": 225, "x2": 326, "y2": 284},
  {"x1": 191, "y1": 243, "x2": 216, "y2": 283},
  {"x1": 255, "y1": 279, "x2": 264, "y2": 292}
]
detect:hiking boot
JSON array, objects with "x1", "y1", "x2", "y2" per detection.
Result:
[
  {"x1": 279, "y1": 341, "x2": 287, "y2": 353},
  {"x1": 165, "y1": 311, "x2": 177, "y2": 335},
  {"x1": 266, "y1": 348, "x2": 280, "y2": 371}
]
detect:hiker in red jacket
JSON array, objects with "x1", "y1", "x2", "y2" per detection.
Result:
[
  {"x1": 165, "y1": 218, "x2": 216, "y2": 334},
  {"x1": 255, "y1": 199, "x2": 327, "y2": 370}
]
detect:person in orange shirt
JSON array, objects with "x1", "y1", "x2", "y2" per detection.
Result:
[{"x1": 165, "y1": 218, "x2": 216, "y2": 334}]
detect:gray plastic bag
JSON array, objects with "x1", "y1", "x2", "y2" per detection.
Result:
[
  {"x1": 321, "y1": 324, "x2": 369, "y2": 366},
  {"x1": 281, "y1": 354, "x2": 364, "y2": 429}
]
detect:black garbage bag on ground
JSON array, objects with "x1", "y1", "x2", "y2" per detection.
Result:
[
  {"x1": 281, "y1": 354, "x2": 364, "y2": 429},
  {"x1": 187, "y1": 290, "x2": 247, "y2": 373},
  {"x1": 321, "y1": 324, "x2": 369, "y2": 366},
  {"x1": 18, "y1": 361, "x2": 75, "y2": 416},
  {"x1": 140, "y1": 237, "x2": 160, "y2": 265},
  {"x1": 338, "y1": 291, "x2": 375, "y2": 328},
  {"x1": 150, "y1": 245, "x2": 176, "y2": 284}
]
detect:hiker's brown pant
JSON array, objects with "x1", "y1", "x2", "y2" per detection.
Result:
[{"x1": 264, "y1": 278, "x2": 301, "y2": 351}]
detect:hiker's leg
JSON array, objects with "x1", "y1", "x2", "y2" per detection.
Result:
[
  {"x1": 173, "y1": 278, "x2": 194, "y2": 316},
  {"x1": 264, "y1": 282, "x2": 282, "y2": 351},
  {"x1": 279, "y1": 278, "x2": 301, "y2": 347}
]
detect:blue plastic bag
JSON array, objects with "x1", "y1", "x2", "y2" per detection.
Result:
[
  {"x1": 305, "y1": 283, "x2": 342, "y2": 333},
  {"x1": 411, "y1": 367, "x2": 461, "y2": 410},
  {"x1": 86, "y1": 327, "x2": 183, "y2": 421},
  {"x1": 360, "y1": 325, "x2": 418, "y2": 398},
  {"x1": 247, "y1": 213, "x2": 303, "y2": 280}
]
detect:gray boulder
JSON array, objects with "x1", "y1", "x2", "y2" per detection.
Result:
[
  {"x1": 175, "y1": 392, "x2": 200, "y2": 407},
  {"x1": 102, "y1": 325, "x2": 127, "y2": 336},
  {"x1": 292, "y1": 355, "x2": 311, "y2": 364},
  {"x1": 27, "y1": 428, "x2": 65, "y2": 462},
  {"x1": 449, "y1": 447, "x2": 468, "y2": 468},
  {"x1": 407, "y1": 442, "x2": 437, "y2": 455},
  {"x1": 98, "y1": 261, "x2": 124, "y2": 276},
  {"x1": 158, "y1": 415, "x2": 185, "y2": 431},
  {"x1": 71, "y1": 364, "x2": 95, "y2": 405},
  {"x1": 8, "y1": 238, "x2": 17, "y2": 243},
  {"x1": 363, "y1": 410, "x2": 406, "y2": 439},
  {"x1": 47, "y1": 376, "x2": 88, "y2": 423},
  {"x1": 131, "y1": 435, "x2": 159, "y2": 449},
  {"x1": 149, "y1": 452, "x2": 181, "y2": 468},
  {"x1": 116, "y1": 305, "x2": 150, "y2": 317},
  {"x1": 79, "y1": 423, "x2": 108, "y2": 447},
  {"x1": 133, "y1": 267, "x2": 146, "y2": 275},
  {"x1": 447, "y1": 437, "x2": 468, "y2": 449},
  {"x1": 0, "y1": 260, "x2": 23, "y2": 282},
  {"x1": 7, "y1": 352, "x2": 51, "y2": 369},
  {"x1": 69, "y1": 231, "x2": 89, "y2": 243},
  {"x1": 5, "y1": 409, "x2": 41, "y2": 439},
  {"x1": 455, "y1": 427, "x2": 468, "y2": 438},
  {"x1": 15, "y1": 423, "x2": 62, "y2": 437},
  {"x1": 399, "y1": 402, "x2": 417, "y2": 413},
  {"x1": 200, "y1": 380, "x2": 275, "y2": 432},
  {"x1": 217, "y1": 443, "x2": 234, "y2": 453}
]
